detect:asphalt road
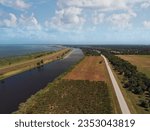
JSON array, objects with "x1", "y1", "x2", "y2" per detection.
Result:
[{"x1": 102, "y1": 55, "x2": 131, "y2": 114}]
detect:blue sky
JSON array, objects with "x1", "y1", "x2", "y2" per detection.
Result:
[{"x1": 0, "y1": 0, "x2": 150, "y2": 45}]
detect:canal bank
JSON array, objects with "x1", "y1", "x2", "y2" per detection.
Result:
[{"x1": 0, "y1": 49, "x2": 84, "y2": 114}]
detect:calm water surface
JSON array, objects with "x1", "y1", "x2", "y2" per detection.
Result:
[
  {"x1": 0, "y1": 49, "x2": 84, "y2": 114},
  {"x1": 0, "y1": 44, "x2": 62, "y2": 58}
]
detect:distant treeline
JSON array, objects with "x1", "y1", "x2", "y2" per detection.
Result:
[{"x1": 75, "y1": 45, "x2": 150, "y2": 55}]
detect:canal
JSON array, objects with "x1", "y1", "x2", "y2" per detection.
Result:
[{"x1": 0, "y1": 49, "x2": 84, "y2": 114}]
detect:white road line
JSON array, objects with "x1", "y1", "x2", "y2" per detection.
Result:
[{"x1": 102, "y1": 55, "x2": 131, "y2": 114}]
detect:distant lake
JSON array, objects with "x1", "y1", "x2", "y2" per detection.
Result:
[{"x1": 0, "y1": 44, "x2": 62, "y2": 58}]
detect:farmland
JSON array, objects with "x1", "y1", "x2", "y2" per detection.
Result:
[{"x1": 118, "y1": 55, "x2": 150, "y2": 78}]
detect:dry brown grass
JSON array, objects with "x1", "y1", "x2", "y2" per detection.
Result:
[
  {"x1": 64, "y1": 56, "x2": 121, "y2": 113},
  {"x1": 118, "y1": 55, "x2": 150, "y2": 78},
  {"x1": 64, "y1": 56, "x2": 106, "y2": 81}
]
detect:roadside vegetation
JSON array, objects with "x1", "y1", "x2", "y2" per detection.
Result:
[
  {"x1": 118, "y1": 55, "x2": 150, "y2": 78},
  {"x1": 80, "y1": 47, "x2": 150, "y2": 113},
  {"x1": 102, "y1": 51, "x2": 150, "y2": 112}
]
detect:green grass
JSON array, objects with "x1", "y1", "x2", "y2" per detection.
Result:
[
  {"x1": 15, "y1": 80, "x2": 113, "y2": 114},
  {"x1": 0, "y1": 51, "x2": 54, "y2": 68}
]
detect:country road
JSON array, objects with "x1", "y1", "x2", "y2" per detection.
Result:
[{"x1": 102, "y1": 55, "x2": 131, "y2": 114}]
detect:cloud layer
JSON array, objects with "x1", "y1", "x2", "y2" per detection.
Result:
[
  {"x1": 0, "y1": 0, "x2": 30, "y2": 10},
  {"x1": 0, "y1": 0, "x2": 150, "y2": 44}
]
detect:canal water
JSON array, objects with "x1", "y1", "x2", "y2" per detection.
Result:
[{"x1": 0, "y1": 49, "x2": 84, "y2": 114}]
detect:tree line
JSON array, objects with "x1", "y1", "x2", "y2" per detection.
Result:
[
  {"x1": 102, "y1": 50, "x2": 150, "y2": 109},
  {"x1": 81, "y1": 48, "x2": 150, "y2": 110}
]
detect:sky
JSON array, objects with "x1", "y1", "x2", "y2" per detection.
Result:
[{"x1": 0, "y1": 0, "x2": 150, "y2": 45}]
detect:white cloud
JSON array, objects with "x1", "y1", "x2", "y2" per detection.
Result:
[
  {"x1": 108, "y1": 12, "x2": 136, "y2": 29},
  {"x1": 141, "y1": 1, "x2": 150, "y2": 8},
  {"x1": 92, "y1": 12, "x2": 105, "y2": 25},
  {"x1": 46, "y1": 7, "x2": 85, "y2": 31},
  {"x1": 0, "y1": 12, "x2": 41, "y2": 31},
  {"x1": 53, "y1": 0, "x2": 139, "y2": 29},
  {"x1": 0, "y1": 13, "x2": 17, "y2": 27},
  {"x1": 0, "y1": 0, "x2": 30, "y2": 10},
  {"x1": 57, "y1": 0, "x2": 128, "y2": 10},
  {"x1": 19, "y1": 13, "x2": 41, "y2": 30},
  {"x1": 143, "y1": 20, "x2": 150, "y2": 28}
]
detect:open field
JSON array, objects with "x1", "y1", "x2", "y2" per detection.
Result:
[
  {"x1": 15, "y1": 55, "x2": 120, "y2": 114},
  {"x1": 64, "y1": 56, "x2": 105, "y2": 81},
  {"x1": 0, "y1": 48, "x2": 70, "y2": 80},
  {"x1": 16, "y1": 80, "x2": 112, "y2": 114},
  {"x1": 118, "y1": 55, "x2": 150, "y2": 78},
  {"x1": 64, "y1": 56, "x2": 121, "y2": 113}
]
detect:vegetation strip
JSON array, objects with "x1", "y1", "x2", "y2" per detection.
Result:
[
  {"x1": 16, "y1": 80, "x2": 112, "y2": 114},
  {"x1": 0, "y1": 48, "x2": 70, "y2": 80},
  {"x1": 103, "y1": 51, "x2": 150, "y2": 112},
  {"x1": 118, "y1": 55, "x2": 150, "y2": 78}
]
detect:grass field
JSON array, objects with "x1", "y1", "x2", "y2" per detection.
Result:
[
  {"x1": 118, "y1": 55, "x2": 150, "y2": 78},
  {"x1": 64, "y1": 56, "x2": 105, "y2": 81},
  {"x1": 16, "y1": 80, "x2": 112, "y2": 114},
  {"x1": 64, "y1": 56, "x2": 121, "y2": 113}
]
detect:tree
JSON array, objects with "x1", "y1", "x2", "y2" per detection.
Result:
[{"x1": 40, "y1": 60, "x2": 44, "y2": 64}]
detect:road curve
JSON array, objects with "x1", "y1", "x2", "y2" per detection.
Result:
[{"x1": 102, "y1": 55, "x2": 131, "y2": 114}]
